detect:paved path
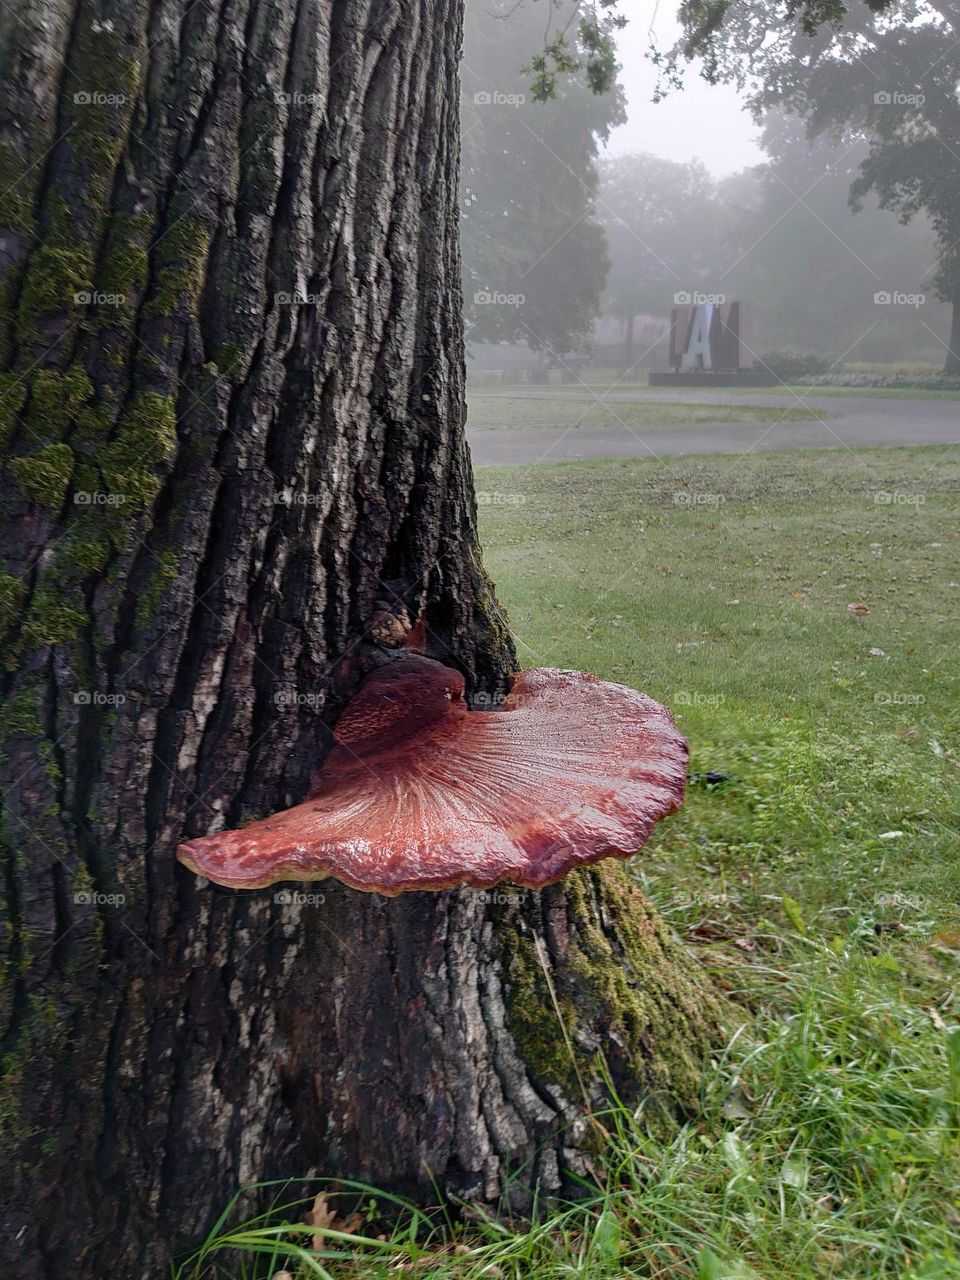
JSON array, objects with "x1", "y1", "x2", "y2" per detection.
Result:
[{"x1": 467, "y1": 390, "x2": 959, "y2": 465}]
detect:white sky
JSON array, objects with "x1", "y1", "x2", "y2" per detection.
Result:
[{"x1": 604, "y1": 5, "x2": 765, "y2": 175}]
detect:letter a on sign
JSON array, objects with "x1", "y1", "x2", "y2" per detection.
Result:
[{"x1": 680, "y1": 303, "x2": 713, "y2": 369}]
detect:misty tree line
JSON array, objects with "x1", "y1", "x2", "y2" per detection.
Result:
[{"x1": 461, "y1": 0, "x2": 957, "y2": 372}]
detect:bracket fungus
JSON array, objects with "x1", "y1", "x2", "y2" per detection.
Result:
[{"x1": 178, "y1": 656, "x2": 688, "y2": 894}]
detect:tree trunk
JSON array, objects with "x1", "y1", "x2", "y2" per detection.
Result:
[
  {"x1": 946, "y1": 274, "x2": 960, "y2": 375},
  {"x1": 0, "y1": 1, "x2": 724, "y2": 1275},
  {"x1": 624, "y1": 310, "x2": 635, "y2": 370}
]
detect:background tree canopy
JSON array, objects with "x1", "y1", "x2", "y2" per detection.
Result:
[
  {"x1": 467, "y1": 0, "x2": 955, "y2": 372},
  {"x1": 460, "y1": 0, "x2": 623, "y2": 354},
  {"x1": 666, "y1": 0, "x2": 960, "y2": 369},
  {"x1": 596, "y1": 122, "x2": 947, "y2": 367}
]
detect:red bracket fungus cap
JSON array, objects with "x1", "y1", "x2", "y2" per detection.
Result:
[{"x1": 177, "y1": 656, "x2": 688, "y2": 894}]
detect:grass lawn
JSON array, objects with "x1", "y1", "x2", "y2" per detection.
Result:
[
  {"x1": 178, "y1": 448, "x2": 960, "y2": 1280},
  {"x1": 480, "y1": 447, "x2": 959, "y2": 921},
  {"x1": 466, "y1": 394, "x2": 830, "y2": 430}
]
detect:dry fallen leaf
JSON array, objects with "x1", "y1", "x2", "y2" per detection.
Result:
[
  {"x1": 305, "y1": 1192, "x2": 362, "y2": 1249},
  {"x1": 688, "y1": 920, "x2": 732, "y2": 942},
  {"x1": 722, "y1": 1086, "x2": 753, "y2": 1121},
  {"x1": 926, "y1": 1006, "x2": 947, "y2": 1031},
  {"x1": 847, "y1": 602, "x2": 870, "y2": 617}
]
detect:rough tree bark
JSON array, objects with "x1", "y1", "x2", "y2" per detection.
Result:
[{"x1": 0, "y1": 2, "x2": 723, "y2": 1276}]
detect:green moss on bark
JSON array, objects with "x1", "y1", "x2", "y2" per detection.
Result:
[
  {"x1": 0, "y1": 687, "x2": 44, "y2": 739},
  {"x1": 144, "y1": 218, "x2": 211, "y2": 318},
  {"x1": 14, "y1": 244, "x2": 94, "y2": 344},
  {"x1": 61, "y1": 527, "x2": 112, "y2": 577},
  {"x1": 21, "y1": 583, "x2": 86, "y2": 648},
  {"x1": 10, "y1": 443, "x2": 74, "y2": 509},
  {"x1": 503, "y1": 865, "x2": 725, "y2": 1116},
  {"x1": 210, "y1": 343, "x2": 243, "y2": 377},
  {"x1": 0, "y1": 376, "x2": 28, "y2": 451},
  {"x1": 504, "y1": 930, "x2": 581, "y2": 1095},
  {"x1": 10, "y1": 18, "x2": 140, "y2": 351},
  {"x1": 60, "y1": 22, "x2": 141, "y2": 203},
  {"x1": 24, "y1": 365, "x2": 94, "y2": 441},
  {"x1": 95, "y1": 213, "x2": 152, "y2": 320},
  {"x1": 97, "y1": 392, "x2": 177, "y2": 514},
  {"x1": 74, "y1": 401, "x2": 114, "y2": 447},
  {"x1": 475, "y1": 562, "x2": 514, "y2": 666},
  {"x1": 0, "y1": 993, "x2": 63, "y2": 1154},
  {"x1": 134, "y1": 550, "x2": 180, "y2": 629},
  {"x1": 0, "y1": 139, "x2": 36, "y2": 235},
  {"x1": 0, "y1": 573, "x2": 26, "y2": 636}
]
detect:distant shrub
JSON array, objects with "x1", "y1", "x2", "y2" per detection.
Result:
[
  {"x1": 793, "y1": 370, "x2": 960, "y2": 390},
  {"x1": 757, "y1": 349, "x2": 831, "y2": 380}
]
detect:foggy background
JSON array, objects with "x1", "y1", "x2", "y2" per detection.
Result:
[
  {"x1": 459, "y1": 0, "x2": 954, "y2": 380},
  {"x1": 605, "y1": 5, "x2": 763, "y2": 171}
]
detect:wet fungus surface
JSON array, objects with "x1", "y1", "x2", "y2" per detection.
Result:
[{"x1": 178, "y1": 656, "x2": 688, "y2": 894}]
